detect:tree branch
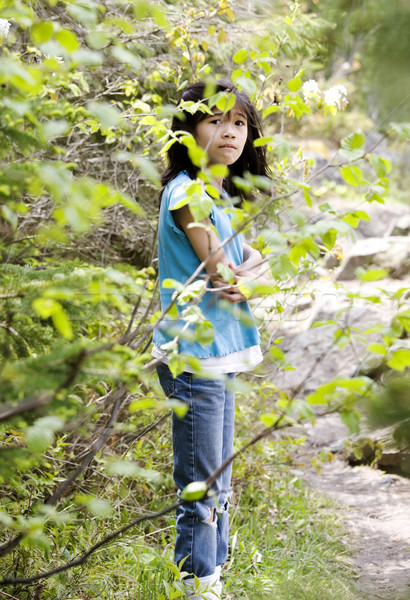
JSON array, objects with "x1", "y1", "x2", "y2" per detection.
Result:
[{"x1": 44, "y1": 386, "x2": 126, "y2": 506}]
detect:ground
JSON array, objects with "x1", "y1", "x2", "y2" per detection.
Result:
[{"x1": 299, "y1": 414, "x2": 410, "y2": 600}]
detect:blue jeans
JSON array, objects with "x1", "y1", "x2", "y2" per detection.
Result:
[{"x1": 156, "y1": 363, "x2": 235, "y2": 578}]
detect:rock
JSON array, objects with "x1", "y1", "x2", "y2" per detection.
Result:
[
  {"x1": 336, "y1": 236, "x2": 410, "y2": 280},
  {"x1": 348, "y1": 421, "x2": 410, "y2": 475},
  {"x1": 391, "y1": 213, "x2": 410, "y2": 237},
  {"x1": 355, "y1": 205, "x2": 403, "y2": 239}
]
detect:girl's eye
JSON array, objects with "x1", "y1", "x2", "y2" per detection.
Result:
[
  {"x1": 236, "y1": 120, "x2": 246, "y2": 126},
  {"x1": 211, "y1": 119, "x2": 221, "y2": 125}
]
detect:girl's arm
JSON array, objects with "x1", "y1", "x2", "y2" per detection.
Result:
[
  {"x1": 229, "y1": 242, "x2": 270, "y2": 294},
  {"x1": 173, "y1": 205, "x2": 247, "y2": 303},
  {"x1": 240, "y1": 243, "x2": 264, "y2": 273}
]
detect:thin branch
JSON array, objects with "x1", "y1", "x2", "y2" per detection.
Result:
[
  {"x1": 0, "y1": 409, "x2": 290, "y2": 586},
  {"x1": 44, "y1": 387, "x2": 125, "y2": 506},
  {"x1": 0, "y1": 394, "x2": 51, "y2": 423},
  {"x1": 0, "y1": 501, "x2": 181, "y2": 585},
  {"x1": 0, "y1": 386, "x2": 126, "y2": 559}
]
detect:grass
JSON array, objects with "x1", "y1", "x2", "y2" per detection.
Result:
[{"x1": 6, "y1": 396, "x2": 366, "y2": 600}]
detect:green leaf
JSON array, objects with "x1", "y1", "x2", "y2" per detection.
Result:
[
  {"x1": 52, "y1": 305, "x2": 73, "y2": 340},
  {"x1": 340, "y1": 409, "x2": 360, "y2": 434},
  {"x1": 180, "y1": 481, "x2": 207, "y2": 502},
  {"x1": 134, "y1": 157, "x2": 160, "y2": 186},
  {"x1": 389, "y1": 122, "x2": 410, "y2": 142},
  {"x1": 42, "y1": 119, "x2": 70, "y2": 140},
  {"x1": 233, "y1": 48, "x2": 248, "y2": 64},
  {"x1": 339, "y1": 131, "x2": 365, "y2": 161},
  {"x1": 68, "y1": 3, "x2": 99, "y2": 26},
  {"x1": 169, "y1": 354, "x2": 186, "y2": 378},
  {"x1": 273, "y1": 135, "x2": 291, "y2": 161},
  {"x1": 303, "y1": 188, "x2": 312, "y2": 207},
  {"x1": 87, "y1": 101, "x2": 121, "y2": 129},
  {"x1": 355, "y1": 267, "x2": 388, "y2": 281},
  {"x1": 262, "y1": 105, "x2": 280, "y2": 119},
  {"x1": 110, "y1": 46, "x2": 142, "y2": 70},
  {"x1": 288, "y1": 76, "x2": 302, "y2": 91},
  {"x1": 188, "y1": 192, "x2": 213, "y2": 221},
  {"x1": 31, "y1": 21, "x2": 54, "y2": 44},
  {"x1": 86, "y1": 31, "x2": 109, "y2": 50},
  {"x1": 254, "y1": 136, "x2": 274, "y2": 148},
  {"x1": 209, "y1": 164, "x2": 228, "y2": 179},
  {"x1": 234, "y1": 74, "x2": 257, "y2": 97},
  {"x1": 368, "y1": 154, "x2": 391, "y2": 178},
  {"x1": 368, "y1": 343, "x2": 387, "y2": 356},
  {"x1": 215, "y1": 93, "x2": 236, "y2": 113},
  {"x1": 1, "y1": 205, "x2": 18, "y2": 229},
  {"x1": 195, "y1": 321, "x2": 214, "y2": 347},
  {"x1": 387, "y1": 349, "x2": 410, "y2": 371},
  {"x1": 321, "y1": 229, "x2": 337, "y2": 250},
  {"x1": 342, "y1": 212, "x2": 361, "y2": 228},
  {"x1": 26, "y1": 417, "x2": 63, "y2": 453},
  {"x1": 217, "y1": 263, "x2": 235, "y2": 284},
  {"x1": 260, "y1": 413, "x2": 279, "y2": 427},
  {"x1": 56, "y1": 29, "x2": 80, "y2": 52},
  {"x1": 340, "y1": 165, "x2": 363, "y2": 187},
  {"x1": 395, "y1": 311, "x2": 410, "y2": 333},
  {"x1": 86, "y1": 498, "x2": 114, "y2": 517},
  {"x1": 32, "y1": 297, "x2": 73, "y2": 339},
  {"x1": 187, "y1": 144, "x2": 207, "y2": 168},
  {"x1": 105, "y1": 460, "x2": 162, "y2": 482}
]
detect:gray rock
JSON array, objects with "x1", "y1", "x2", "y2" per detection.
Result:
[{"x1": 336, "y1": 236, "x2": 410, "y2": 280}]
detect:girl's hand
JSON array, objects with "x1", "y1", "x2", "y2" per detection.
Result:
[
  {"x1": 211, "y1": 277, "x2": 249, "y2": 303},
  {"x1": 227, "y1": 262, "x2": 270, "y2": 299}
]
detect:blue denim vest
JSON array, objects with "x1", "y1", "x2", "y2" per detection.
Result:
[{"x1": 153, "y1": 171, "x2": 260, "y2": 358}]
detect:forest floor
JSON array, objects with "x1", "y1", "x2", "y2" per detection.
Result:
[{"x1": 297, "y1": 414, "x2": 410, "y2": 600}]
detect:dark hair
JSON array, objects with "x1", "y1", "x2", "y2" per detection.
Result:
[{"x1": 161, "y1": 80, "x2": 270, "y2": 202}]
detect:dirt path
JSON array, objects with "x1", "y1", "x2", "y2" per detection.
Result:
[{"x1": 299, "y1": 414, "x2": 410, "y2": 600}]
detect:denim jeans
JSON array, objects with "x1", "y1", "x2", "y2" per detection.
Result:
[{"x1": 156, "y1": 362, "x2": 235, "y2": 578}]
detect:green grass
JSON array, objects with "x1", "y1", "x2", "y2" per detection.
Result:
[{"x1": 4, "y1": 403, "x2": 365, "y2": 600}]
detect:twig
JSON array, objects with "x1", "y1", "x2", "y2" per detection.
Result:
[
  {"x1": 0, "y1": 408, "x2": 290, "y2": 586},
  {"x1": 44, "y1": 387, "x2": 125, "y2": 506},
  {"x1": 0, "y1": 394, "x2": 51, "y2": 423},
  {"x1": 0, "y1": 501, "x2": 181, "y2": 585},
  {"x1": 0, "y1": 387, "x2": 126, "y2": 559}
]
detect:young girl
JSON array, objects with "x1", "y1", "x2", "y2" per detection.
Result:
[{"x1": 152, "y1": 80, "x2": 270, "y2": 599}]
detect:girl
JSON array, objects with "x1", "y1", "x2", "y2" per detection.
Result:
[{"x1": 152, "y1": 80, "x2": 271, "y2": 599}]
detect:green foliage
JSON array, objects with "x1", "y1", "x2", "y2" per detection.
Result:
[{"x1": 0, "y1": 0, "x2": 408, "y2": 597}]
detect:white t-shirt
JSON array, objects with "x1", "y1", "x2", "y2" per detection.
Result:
[{"x1": 151, "y1": 344, "x2": 263, "y2": 375}]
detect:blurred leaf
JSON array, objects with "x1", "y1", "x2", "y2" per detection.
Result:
[
  {"x1": 195, "y1": 321, "x2": 214, "y2": 347},
  {"x1": 86, "y1": 101, "x2": 121, "y2": 128},
  {"x1": 31, "y1": 21, "x2": 54, "y2": 44},
  {"x1": 56, "y1": 29, "x2": 80, "y2": 52},
  {"x1": 288, "y1": 76, "x2": 302, "y2": 91},
  {"x1": 340, "y1": 165, "x2": 363, "y2": 187},
  {"x1": 180, "y1": 481, "x2": 207, "y2": 502},
  {"x1": 387, "y1": 349, "x2": 410, "y2": 371},
  {"x1": 339, "y1": 131, "x2": 365, "y2": 161},
  {"x1": 355, "y1": 267, "x2": 388, "y2": 281},
  {"x1": 233, "y1": 48, "x2": 248, "y2": 64},
  {"x1": 26, "y1": 417, "x2": 63, "y2": 453}
]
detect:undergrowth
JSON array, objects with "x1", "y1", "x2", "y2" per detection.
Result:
[{"x1": 6, "y1": 399, "x2": 365, "y2": 600}]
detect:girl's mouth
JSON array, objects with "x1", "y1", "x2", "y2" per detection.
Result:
[{"x1": 219, "y1": 144, "x2": 236, "y2": 149}]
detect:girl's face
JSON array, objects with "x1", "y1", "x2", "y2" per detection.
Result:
[{"x1": 194, "y1": 106, "x2": 248, "y2": 167}]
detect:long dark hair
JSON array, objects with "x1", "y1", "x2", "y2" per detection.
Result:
[{"x1": 161, "y1": 80, "x2": 270, "y2": 202}]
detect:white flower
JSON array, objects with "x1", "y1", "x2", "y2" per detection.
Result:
[
  {"x1": 44, "y1": 54, "x2": 64, "y2": 64},
  {"x1": 0, "y1": 18, "x2": 11, "y2": 44},
  {"x1": 302, "y1": 79, "x2": 321, "y2": 101},
  {"x1": 323, "y1": 85, "x2": 348, "y2": 110}
]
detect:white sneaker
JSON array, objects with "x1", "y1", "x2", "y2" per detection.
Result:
[{"x1": 184, "y1": 569, "x2": 222, "y2": 599}]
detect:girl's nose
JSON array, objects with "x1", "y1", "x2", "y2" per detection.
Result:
[{"x1": 222, "y1": 123, "x2": 236, "y2": 137}]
